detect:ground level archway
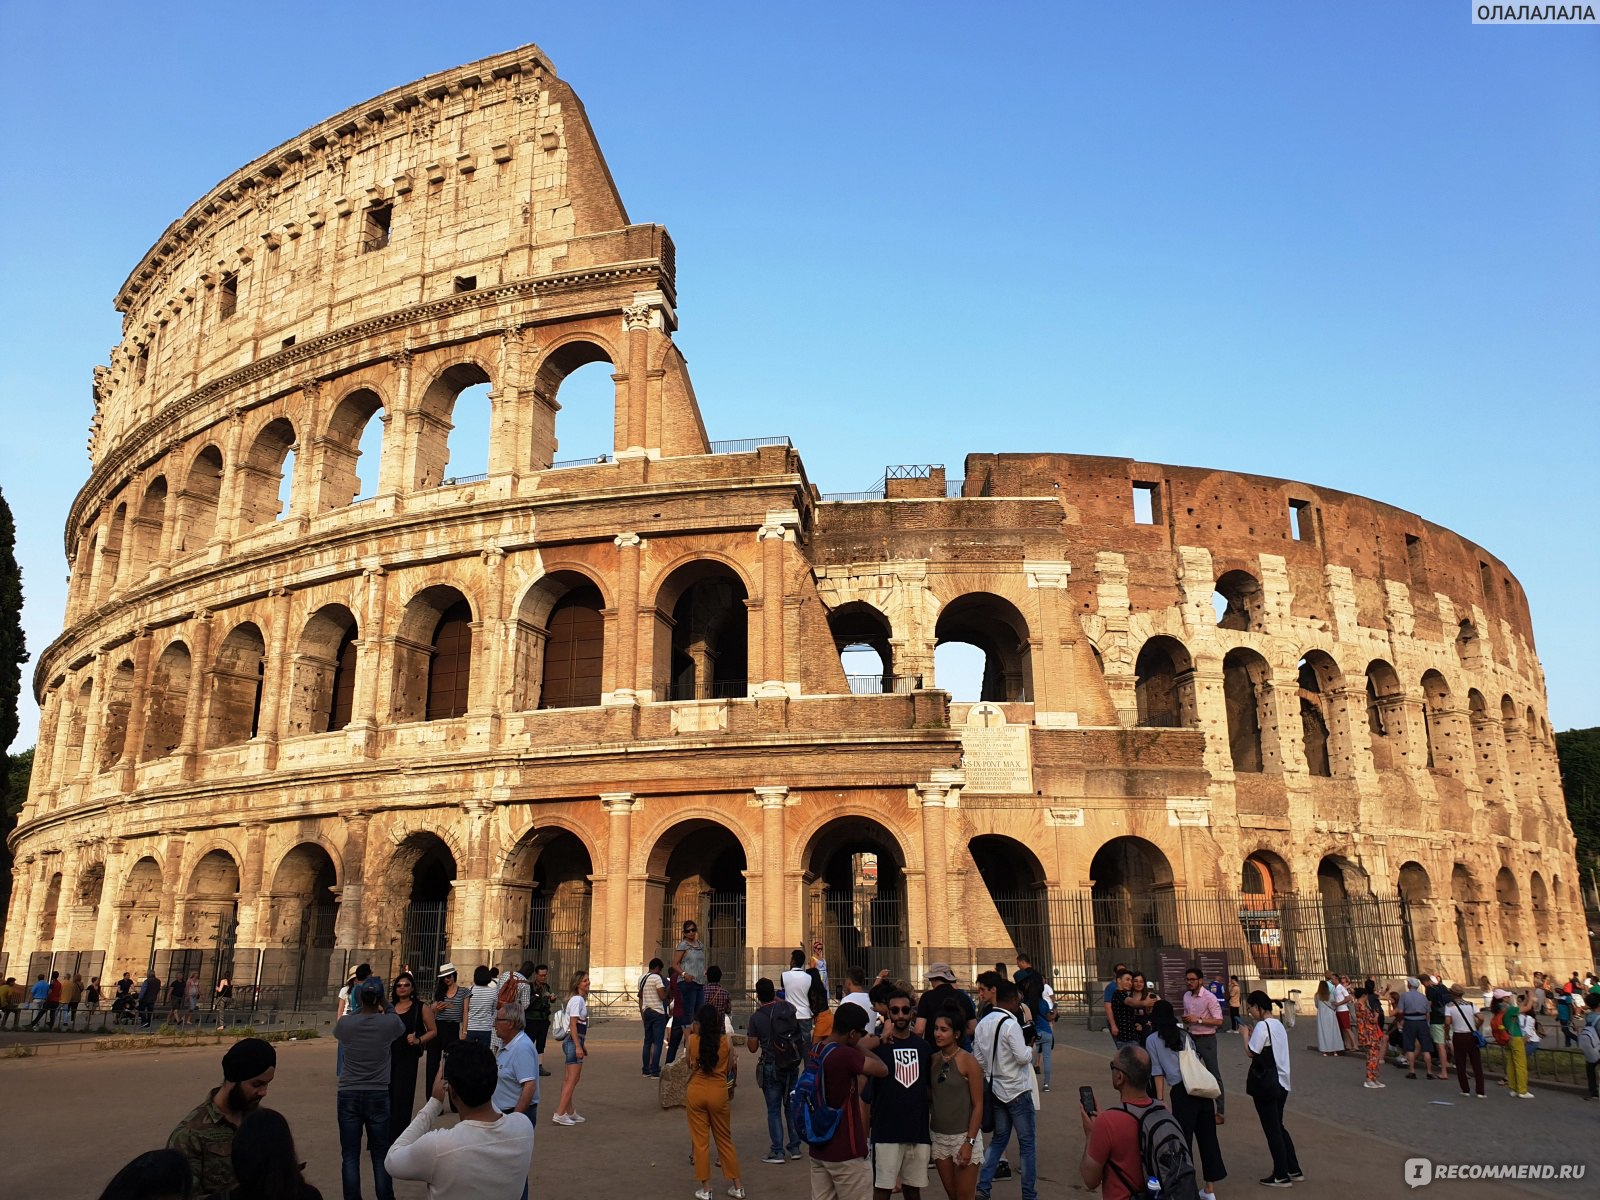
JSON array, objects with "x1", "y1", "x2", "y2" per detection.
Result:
[
  {"x1": 646, "y1": 820, "x2": 749, "y2": 993},
  {"x1": 505, "y1": 828, "x2": 594, "y2": 987},
  {"x1": 806, "y1": 817, "x2": 910, "y2": 986}
]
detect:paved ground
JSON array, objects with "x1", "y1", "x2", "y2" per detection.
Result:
[{"x1": 3, "y1": 1019, "x2": 1594, "y2": 1198}]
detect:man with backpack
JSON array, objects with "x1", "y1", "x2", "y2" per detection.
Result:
[
  {"x1": 793, "y1": 1001, "x2": 889, "y2": 1200},
  {"x1": 747, "y1": 976, "x2": 806, "y2": 1165},
  {"x1": 974, "y1": 980, "x2": 1037, "y2": 1200},
  {"x1": 491, "y1": 962, "x2": 532, "y2": 1051},
  {"x1": 1579, "y1": 992, "x2": 1600, "y2": 1100},
  {"x1": 1081, "y1": 1044, "x2": 1201, "y2": 1200},
  {"x1": 639, "y1": 957, "x2": 668, "y2": 1077}
]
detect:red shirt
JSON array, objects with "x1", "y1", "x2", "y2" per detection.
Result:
[
  {"x1": 810, "y1": 1043, "x2": 868, "y2": 1163},
  {"x1": 1087, "y1": 1100, "x2": 1155, "y2": 1200}
]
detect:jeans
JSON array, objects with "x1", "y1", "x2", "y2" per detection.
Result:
[
  {"x1": 1033, "y1": 1019, "x2": 1054, "y2": 1088},
  {"x1": 1190, "y1": 1032, "x2": 1224, "y2": 1115},
  {"x1": 978, "y1": 1093, "x2": 1036, "y2": 1200},
  {"x1": 678, "y1": 981, "x2": 704, "y2": 1024},
  {"x1": 337, "y1": 1089, "x2": 395, "y2": 1200},
  {"x1": 759, "y1": 1058, "x2": 800, "y2": 1156},
  {"x1": 1250, "y1": 1089, "x2": 1300, "y2": 1182},
  {"x1": 1451, "y1": 1032, "x2": 1484, "y2": 1095},
  {"x1": 642, "y1": 1009, "x2": 667, "y2": 1074}
]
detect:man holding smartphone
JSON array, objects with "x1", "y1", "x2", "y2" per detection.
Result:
[{"x1": 1079, "y1": 1045, "x2": 1157, "y2": 1199}]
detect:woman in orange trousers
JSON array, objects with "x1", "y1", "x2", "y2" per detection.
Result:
[{"x1": 686, "y1": 1003, "x2": 745, "y2": 1200}]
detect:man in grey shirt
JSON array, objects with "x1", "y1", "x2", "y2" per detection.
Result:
[
  {"x1": 1398, "y1": 977, "x2": 1436, "y2": 1079},
  {"x1": 335, "y1": 980, "x2": 405, "y2": 1200}
]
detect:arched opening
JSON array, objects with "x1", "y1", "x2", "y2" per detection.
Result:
[
  {"x1": 1134, "y1": 636, "x2": 1196, "y2": 728},
  {"x1": 320, "y1": 388, "x2": 386, "y2": 509},
  {"x1": 394, "y1": 835, "x2": 457, "y2": 993},
  {"x1": 183, "y1": 850, "x2": 240, "y2": 990},
  {"x1": 67, "y1": 677, "x2": 93, "y2": 778},
  {"x1": 140, "y1": 642, "x2": 192, "y2": 762},
  {"x1": 1222, "y1": 648, "x2": 1271, "y2": 773},
  {"x1": 206, "y1": 624, "x2": 266, "y2": 749},
  {"x1": 968, "y1": 835, "x2": 1053, "y2": 975},
  {"x1": 37, "y1": 872, "x2": 63, "y2": 946},
  {"x1": 1455, "y1": 619, "x2": 1479, "y2": 666},
  {"x1": 532, "y1": 342, "x2": 617, "y2": 468},
  {"x1": 1213, "y1": 569, "x2": 1263, "y2": 631},
  {"x1": 827, "y1": 602, "x2": 896, "y2": 694},
  {"x1": 99, "y1": 659, "x2": 135, "y2": 771},
  {"x1": 129, "y1": 476, "x2": 167, "y2": 578},
  {"x1": 1397, "y1": 861, "x2": 1432, "y2": 977},
  {"x1": 1365, "y1": 660, "x2": 1404, "y2": 770},
  {"x1": 506, "y1": 830, "x2": 594, "y2": 987},
  {"x1": 934, "y1": 593, "x2": 1032, "y2": 702},
  {"x1": 1529, "y1": 871, "x2": 1550, "y2": 946},
  {"x1": 1239, "y1": 850, "x2": 1295, "y2": 977},
  {"x1": 119, "y1": 857, "x2": 164, "y2": 977},
  {"x1": 239, "y1": 417, "x2": 297, "y2": 529},
  {"x1": 932, "y1": 642, "x2": 987, "y2": 703},
  {"x1": 1296, "y1": 652, "x2": 1341, "y2": 776},
  {"x1": 653, "y1": 562, "x2": 749, "y2": 702},
  {"x1": 287, "y1": 605, "x2": 359, "y2": 736},
  {"x1": 98, "y1": 502, "x2": 126, "y2": 603},
  {"x1": 75, "y1": 862, "x2": 106, "y2": 943},
  {"x1": 806, "y1": 817, "x2": 909, "y2": 984},
  {"x1": 176, "y1": 445, "x2": 223, "y2": 552},
  {"x1": 1451, "y1": 865, "x2": 1482, "y2": 985},
  {"x1": 1466, "y1": 690, "x2": 1497, "y2": 793},
  {"x1": 414, "y1": 363, "x2": 493, "y2": 488},
  {"x1": 1316, "y1": 855, "x2": 1368, "y2": 977},
  {"x1": 647, "y1": 821, "x2": 749, "y2": 994},
  {"x1": 1088, "y1": 837, "x2": 1176, "y2": 971},
  {"x1": 1494, "y1": 867, "x2": 1519, "y2": 960},
  {"x1": 264, "y1": 844, "x2": 339, "y2": 1008},
  {"x1": 391, "y1": 587, "x2": 474, "y2": 723},
  {"x1": 1420, "y1": 670, "x2": 1453, "y2": 771},
  {"x1": 514, "y1": 573, "x2": 607, "y2": 710}
]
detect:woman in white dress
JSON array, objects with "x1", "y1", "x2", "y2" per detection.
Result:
[{"x1": 1314, "y1": 980, "x2": 1343, "y2": 1055}]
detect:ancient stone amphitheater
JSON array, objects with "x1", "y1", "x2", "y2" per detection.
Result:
[{"x1": 5, "y1": 44, "x2": 1582, "y2": 1007}]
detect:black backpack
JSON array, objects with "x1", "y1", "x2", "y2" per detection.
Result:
[
  {"x1": 765, "y1": 1002, "x2": 804, "y2": 1071},
  {"x1": 1105, "y1": 1102, "x2": 1200, "y2": 1200}
]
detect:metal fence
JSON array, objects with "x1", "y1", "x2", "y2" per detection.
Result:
[
  {"x1": 518, "y1": 891, "x2": 591, "y2": 991},
  {"x1": 809, "y1": 885, "x2": 910, "y2": 988},
  {"x1": 402, "y1": 902, "x2": 450, "y2": 995},
  {"x1": 659, "y1": 891, "x2": 749, "y2": 994}
]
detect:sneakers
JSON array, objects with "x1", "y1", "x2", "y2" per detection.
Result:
[
  {"x1": 552, "y1": 1113, "x2": 576, "y2": 1125},
  {"x1": 1258, "y1": 1177, "x2": 1292, "y2": 1188},
  {"x1": 1518, "y1": 1091, "x2": 1535, "y2": 1099},
  {"x1": 568, "y1": 1112, "x2": 587, "y2": 1122},
  {"x1": 1288, "y1": 1171, "x2": 1305, "y2": 1182},
  {"x1": 762, "y1": 1153, "x2": 785, "y2": 1165},
  {"x1": 728, "y1": 1188, "x2": 747, "y2": 1199},
  {"x1": 1364, "y1": 1080, "x2": 1386, "y2": 1088},
  {"x1": 1042, "y1": 1083, "x2": 1050, "y2": 1092},
  {"x1": 787, "y1": 1150, "x2": 802, "y2": 1161},
  {"x1": 695, "y1": 1189, "x2": 713, "y2": 1200},
  {"x1": 995, "y1": 1160, "x2": 1013, "y2": 1179}
]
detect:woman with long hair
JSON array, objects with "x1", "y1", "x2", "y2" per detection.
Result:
[
  {"x1": 1144, "y1": 999, "x2": 1226, "y2": 1197},
  {"x1": 1313, "y1": 980, "x2": 1342, "y2": 1055},
  {"x1": 96, "y1": 1149, "x2": 192, "y2": 1200},
  {"x1": 1241, "y1": 990, "x2": 1301, "y2": 1188},
  {"x1": 387, "y1": 971, "x2": 437, "y2": 1140},
  {"x1": 425, "y1": 963, "x2": 462, "y2": 1094},
  {"x1": 686, "y1": 1002, "x2": 745, "y2": 1199},
  {"x1": 223, "y1": 1108, "x2": 323, "y2": 1199},
  {"x1": 807, "y1": 968, "x2": 833, "y2": 1043},
  {"x1": 929, "y1": 1010, "x2": 984, "y2": 1200},
  {"x1": 552, "y1": 970, "x2": 591, "y2": 1125}
]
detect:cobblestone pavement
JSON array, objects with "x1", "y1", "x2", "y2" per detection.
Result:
[{"x1": 3, "y1": 1020, "x2": 1592, "y2": 1197}]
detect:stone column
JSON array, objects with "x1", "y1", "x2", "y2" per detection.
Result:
[
  {"x1": 1025, "y1": 560, "x2": 1074, "y2": 726},
  {"x1": 378, "y1": 351, "x2": 412, "y2": 499},
  {"x1": 214, "y1": 410, "x2": 247, "y2": 547},
  {"x1": 78, "y1": 654, "x2": 107, "y2": 780},
  {"x1": 598, "y1": 792, "x2": 639, "y2": 992},
  {"x1": 755, "y1": 510, "x2": 799, "y2": 697},
  {"x1": 754, "y1": 787, "x2": 792, "y2": 971},
  {"x1": 20, "y1": 853, "x2": 55, "y2": 952},
  {"x1": 178, "y1": 612, "x2": 213, "y2": 777},
  {"x1": 234, "y1": 823, "x2": 269, "y2": 950},
  {"x1": 118, "y1": 629, "x2": 156, "y2": 781},
  {"x1": 49, "y1": 845, "x2": 80, "y2": 953},
  {"x1": 349, "y1": 566, "x2": 387, "y2": 755},
  {"x1": 93, "y1": 840, "x2": 126, "y2": 962},
  {"x1": 157, "y1": 835, "x2": 188, "y2": 954},
  {"x1": 620, "y1": 304, "x2": 652, "y2": 456},
  {"x1": 44, "y1": 686, "x2": 71, "y2": 791},
  {"x1": 330, "y1": 813, "x2": 371, "y2": 985},
  {"x1": 477, "y1": 546, "x2": 507, "y2": 722},
  {"x1": 255, "y1": 590, "x2": 292, "y2": 765},
  {"x1": 606, "y1": 534, "x2": 643, "y2": 704},
  {"x1": 915, "y1": 771, "x2": 964, "y2": 956}
]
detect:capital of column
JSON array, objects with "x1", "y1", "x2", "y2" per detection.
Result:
[
  {"x1": 481, "y1": 544, "x2": 505, "y2": 568},
  {"x1": 614, "y1": 532, "x2": 644, "y2": 551},
  {"x1": 757, "y1": 509, "x2": 800, "y2": 542},
  {"x1": 1024, "y1": 559, "x2": 1073, "y2": 589},
  {"x1": 751, "y1": 786, "x2": 794, "y2": 809},
  {"x1": 601, "y1": 792, "x2": 640, "y2": 815}
]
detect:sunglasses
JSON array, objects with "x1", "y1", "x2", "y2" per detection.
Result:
[{"x1": 889, "y1": 1005, "x2": 913, "y2": 1014}]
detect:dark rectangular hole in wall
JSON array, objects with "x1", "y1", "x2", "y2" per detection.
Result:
[
  {"x1": 135, "y1": 346, "x2": 149, "y2": 384},
  {"x1": 218, "y1": 272, "x2": 238, "y2": 321},
  {"x1": 281, "y1": 336, "x2": 296, "y2": 349},
  {"x1": 1289, "y1": 499, "x2": 1313, "y2": 542},
  {"x1": 362, "y1": 203, "x2": 392, "y2": 253},
  {"x1": 1132, "y1": 481, "x2": 1160, "y2": 525},
  {"x1": 1478, "y1": 560, "x2": 1493, "y2": 597},
  {"x1": 454, "y1": 275, "x2": 477, "y2": 293},
  {"x1": 1406, "y1": 534, "x2": 1425, "y2": 586}
]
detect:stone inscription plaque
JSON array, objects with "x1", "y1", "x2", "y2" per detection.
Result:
[{"x1": 959, "y1": 703, "x2": 1033, "y2": 794}]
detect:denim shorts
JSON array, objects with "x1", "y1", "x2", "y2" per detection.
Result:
[{"x1": 563, "y1": 1033, "x2": 584, "y2": 1065}]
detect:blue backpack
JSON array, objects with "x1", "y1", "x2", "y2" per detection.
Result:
[{"x1": 791, "y1": 1043, "x2": 849, "y2": 1146}]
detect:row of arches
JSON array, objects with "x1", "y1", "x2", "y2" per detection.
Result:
[
  {"x1": 72, "y1": 350, "x2": 618, "y2": 615},
  {"x1": 1133, "y1": 635, "x2": 1558, "y2": 789}
]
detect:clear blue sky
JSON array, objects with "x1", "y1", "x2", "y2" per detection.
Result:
[{"x1": 1, "y1": 2, "x2": 1595, "y2": 748}]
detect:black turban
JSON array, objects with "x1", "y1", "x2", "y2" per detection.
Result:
[{"x1": 222, "y1": 1036, "x2": 277, "y2": 1082}]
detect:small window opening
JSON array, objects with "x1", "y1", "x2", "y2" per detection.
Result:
[
  {"x1": 281, "y1": 335, "x2": 296, "y2": 349},
  {"x1": 135, "y1": 346, "x2": 149, "y2": 384},
  {"x1": 1132, "y1": 481, "x2": 1160, "y2": 525},
  {"x1": 1478, "y1": 560, "x2": 1493, "y2": 597},
  {"x1": 218, "y1": 272, "x2": 238, "y2": 321},
  {"x1": 362, "y1": 204, "x2": 392, "y2": 253},
  {"x1": 1405, "y1": 534, "x2": 1424, "y2": 587},
  {"x1": 1289, "y1": 499, "x2": 1313, "y2": 542},
  {"x1": 454, "y1": 275, "x2": 477, "y2": 293},
  {"x1": 1502, "y1": 578, "x2": 1513, "y2": 608}
]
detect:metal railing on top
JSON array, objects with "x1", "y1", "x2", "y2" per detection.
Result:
[
  {"x1": 845, "y1": 674, "x2": 924, "y2": 694},
  {"x1": 439, "y1": 472, "x2": 488, "y2": 486},
  {"x1": 547, "y1": 454, "x2": 614, "y2": 470},
  {"x1": 709, "y1": 436, "x2": 790, "y2": 454}
]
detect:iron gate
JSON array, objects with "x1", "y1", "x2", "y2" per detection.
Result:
[
  {"x1": 808, "y1": 885, "x2": 909, "y2": 989},
  {"x1": 659, "y1": 890, "x2": 748, "y2": 995},
  {"x1": 402, "y1": 902, "x2": 450, "y2": 995},
  {"x1": 521, "y1": 888, "x2": 592, "y2": 990}
]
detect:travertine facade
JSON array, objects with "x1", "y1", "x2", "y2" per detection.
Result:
[{"x1": 5, "y1": 45, "x2": 1583, "y2": 1003}]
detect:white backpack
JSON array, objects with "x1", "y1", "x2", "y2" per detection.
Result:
[{"x1": 551, "y1": 1001, "x2": 571, "y2": 1042}]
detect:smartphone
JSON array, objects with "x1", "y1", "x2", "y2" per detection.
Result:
[{"x1": 1079, "y1": 1085, "x2": 1097, "y2": 1116}]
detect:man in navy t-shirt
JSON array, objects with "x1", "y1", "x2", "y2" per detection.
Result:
[{"x1": 867, "y1": 989, "x2": 933, "y2": 1199}]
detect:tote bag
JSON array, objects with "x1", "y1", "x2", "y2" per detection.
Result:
[{"x1": 1177, "y1": 1034, "x2": 1221, "y2": 1099}]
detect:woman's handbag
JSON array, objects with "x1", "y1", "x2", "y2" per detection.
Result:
[
  {"x1": 979, "y1": 1014, "x2": 1012, "y2": 1132},
  {"x1": 1245, "y1": 1019, "x2": 1285, "y2": 1099},
  {"x1": 1178, "y1": 1034, "x2": 1222, "y2": 1099}
]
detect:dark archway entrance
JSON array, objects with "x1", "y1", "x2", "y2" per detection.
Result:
[
  {"x1": 806, "y1": 818, "x2": 909, "y2": 987},
  {"x1": 262, "y1": 845, "x2": 339, "y2": 1008},
  {"x1": 1087, "y1": 837, "x2": 1177, "y2": 975},
  {"x1": 648, "y1": 821, "x2": 749, "y2": 994},
  {"x1": 399, "y1": 836, "x2": 457, "y2": 994},
  {"x1": 968, "y1": 835, "x2": 1054, "y2": 976},
  {"x1": 506, "y1": 830, "x2": 593, "y2": 987}
]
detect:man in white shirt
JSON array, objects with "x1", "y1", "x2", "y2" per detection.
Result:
[
  {"x1": 838, "y1": 965, "x2": 878, "y2": 1034},
  {"x1": 386, "y1": 1036, "x2": 534, "y2": 1200},
  {"x1": 639, "y1": 957, "x2": 668, "y2": 1077},
  {"x1": 974, "y1": 980, "x2": 1037, "y2": 1200},
  {"x1": 781, "y1": 949, "x2": 815, "y2": 1043},
  {"x1": 1329, "y1": 973, "x2": 1355, "y2": 1053}
]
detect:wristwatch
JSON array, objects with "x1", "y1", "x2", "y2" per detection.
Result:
[{"x1": 966, "y1": 1136, "x2": 981, "y2": 1146}]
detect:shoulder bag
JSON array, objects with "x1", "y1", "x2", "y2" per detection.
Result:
[
  {"x1": 979, "y1": 1014, "x2": 1012, "y2": 1133},
  {"x1": 1177, "y1": 1032, "x2": 1221, "y2": 1099},
  {"x1": 1245, "y1": 1019, "x2": 1285, "y2": 1100}
]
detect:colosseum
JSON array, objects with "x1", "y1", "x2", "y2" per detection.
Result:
[{"x1": 4, "y1": 43, "x2": 1583, "y2": 1010}]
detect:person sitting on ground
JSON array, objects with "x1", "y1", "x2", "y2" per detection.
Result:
[
  {"x1": 168, "y1": 1038, "x2": 278, "y2": 1196},
  {"x1": 386, "y1": 1038, "x2": 536, "y2": 1199}
]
